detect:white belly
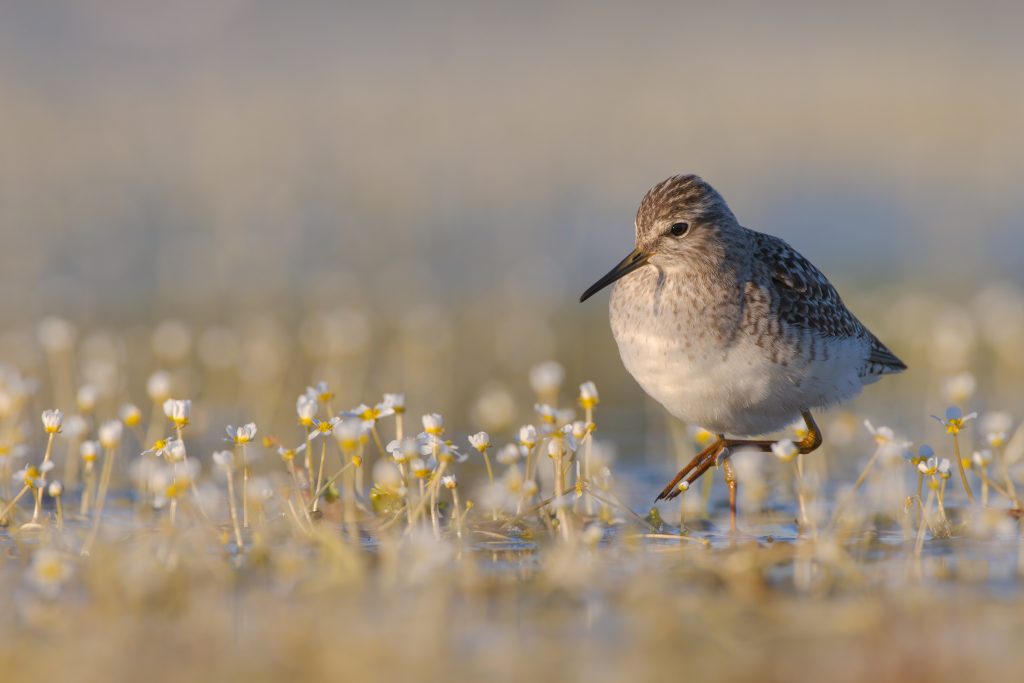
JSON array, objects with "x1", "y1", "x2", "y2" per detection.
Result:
[{"x1": 609, "y1": 271, "x2": 868, "y2": 436}]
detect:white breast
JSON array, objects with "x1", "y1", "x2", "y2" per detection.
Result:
[{"x1": 608, "y1": 267, "x2": 869, "y2": 436}]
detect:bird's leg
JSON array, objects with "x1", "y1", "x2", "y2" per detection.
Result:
[
  {"x1": 656, "y1": 437, "x2": 725, "y2": 502},
  {"x1": 655, "y1": 412, "x2": 824, "y2": 503},
  {"x1": 722, "y1": 458, "x2": 738, "y2": 533},
  {"x1": 795, "y1": 410, "x2": 823, "y2": 454}
]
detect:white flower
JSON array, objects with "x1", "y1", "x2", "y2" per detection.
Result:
[
  {"x1": 549, "y1": 424, "x2": 579, "y2": 454},
  {"x1": 409, "y1": 458, "x2": 433, "y2": 479},
  {"x1": 80, "y1": 440, "x2": 100, "y2": 463},
  {"x1": 534, "y1": 403, "x2": 558, "y2": 426},
  {"x1": 41, "y1": 409, "x2": 63, "y2": 435},
  {"x1": 306, "y1": 381, "x2": 334, "y2": 403},
  {"x1": 387, "y1": 437, "x2": 426, "y2": 464},
  {"x1": 119, "y1": 403, "x2": 142, "y2": 427},
  {"x1": 47, "y1": 480, "x2": 63, "y2": 498},
  {"x1": 421, "y1": 413, "x2": 444, "y2": 436},
  {"x1": 972, "y1": 449, "x2": 992, "y2": 468},
  {"x1": 772, "y1": 439, "x2": 798, "y2": 463},
  {"x1": 277, "y1": 443, "x2": 306, "y2": 462},
  {"x1": 62, "y1": 414, "x2": 88, "y2": 440},
  {"x1": 212, "y1": 450, "x2": 234, "y2": 471},
  {"x1": 863, "y1": 420, "x2": 912, "y2": 459},
  {"x1": 529, "y1": 361, "x2": 564, "y2": 397},
  {"x1": 98, "y1": 420, "x2": 123, "y2": 449},
  {"x1": 982, "y1": 412, "x2": 1014, "y2": 448},
  {"x1": 519, "y1": 425, "x2": 538, "y2": 449},
  {"x1": 941, "y1": 372, "x2": 977, "y2": 404},
  {"x1": 226, "y1": 422, "x2": 257, "y2": 445},
  {"x1": 334, "y1": 418, "x2": 365, "y2": 450},
  {"x1": 579, "y1": 381, "x2": 599, "y2": 407},
  {"x1": 372, "y1": 460, "x2": 404, "y2": 492},
  {"x1": 548, "y1": 438, "x2": 567, "y2": 458},
  {"x1": 75, "y1": 385, "x2": 99, "y2": 413},
  {"x1": 382, "y1": 393, "x2": 405, "y2": 414},
  {"x1": 495, "y1": 443, "x2": 521, "y2": 466},
  {"x1": 863, "y1": 420, "x2": 895, "y2": 444},
  {"x1": 164, "y1": 439, "x2": 187, "y2": 463},
  {"x1": 142, "y1": 437, "x2": 171, "y2": 457},
  {"x1": 27, "y1": 549, "x2": 73, "y2": 597},
  {"x1": 14, "y1": 462, "x2": 54, "y2": 488},
  {"x1": 346, "y1": 400, "x2": 395, "y2": 429},
  {"x1": 571, "y1": 421, "x2": 591, "y2": 441},
  {"x1": 309, "y1": 416, "x2": 341, "y2": 438},
  {"x1": 442, "y1": 474, "x2": 457, "y2": 490},
  {"x1": 468, "y1": 431, "x2": 491, "y2": 453},
  {"x1": 162, "y1": 398, "x2": 191, "y2": 427},
  {"x1": 296, "y1": 394, "x2": 318, "y2": 427},
  {"x1": 918, "y1": 456, "x2": 951, "y2": 477},
  {"x1": 931, "y1": 406, "x2": 978, "y2": 435},
  {"x1": 0, "y1": 443, "x2": 28, "y2": 461},
  {"x1": 438, "y1": 442, "x2": 468, "y2": 464},
  {"x1": 146, "y1": 370, "x2": 173, "y2": 403}
]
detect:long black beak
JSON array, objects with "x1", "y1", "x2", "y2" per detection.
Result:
[{"x1": 579, "y1": 247, "x2": 651, "y2": 302}]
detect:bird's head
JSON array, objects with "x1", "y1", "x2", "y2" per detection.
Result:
[{"x1": 580, "y1": 174, "x2": 738, "y2": 302}]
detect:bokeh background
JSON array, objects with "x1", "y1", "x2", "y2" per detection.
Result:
[{"x1": 2, "y1": 0, "x2": 1023, "y2": 449}]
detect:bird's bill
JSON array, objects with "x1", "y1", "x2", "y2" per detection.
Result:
[{"x1": 579, "y1": 247, "x2": 651, "y2": 302}]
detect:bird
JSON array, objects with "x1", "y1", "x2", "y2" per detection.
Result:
[{"x1": 579, "y1": 173, "x2": 906, "y2": 530}]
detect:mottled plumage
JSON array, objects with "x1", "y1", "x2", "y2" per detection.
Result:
[{"x1": 587, "y1": 173, "x2": 905, "y2": 437}]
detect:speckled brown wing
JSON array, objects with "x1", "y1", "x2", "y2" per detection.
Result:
[{"x1": 751, "y1": 231, "x2": 906, "y2": 376}]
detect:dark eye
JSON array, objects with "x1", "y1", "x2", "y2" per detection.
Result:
[{"x1": 670, "y1": 222, "x2": 689, "y2": 237}]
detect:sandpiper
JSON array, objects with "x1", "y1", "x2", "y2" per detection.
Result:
[{"x1": 580, "y1": 174, "x2": 906, "y2": 529}]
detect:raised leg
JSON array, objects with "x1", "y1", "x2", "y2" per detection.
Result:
[
  {"x1": 655, "y1": 437, "x2": 726, "y2": 502},
  {"x1": 655, "y1": 411, "x2": 823, "y2": 503}
]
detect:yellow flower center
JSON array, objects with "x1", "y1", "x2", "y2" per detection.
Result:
[
  {"x1": 24, "y1": 466, "x2": 40, "y2": 487},
  {"x1": 37, "y1": 559, "x2": 66, "y2": 582},
  {"x1": 694, "y1": 429, "x2": 715, "y2": 445}
]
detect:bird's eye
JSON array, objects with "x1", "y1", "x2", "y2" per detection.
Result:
[{"x1": 670, "y1": 222, "x2": 689, "y2": 237}]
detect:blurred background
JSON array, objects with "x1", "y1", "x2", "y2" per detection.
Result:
[{"x1": 2, "y1": 0, "x2": 1023, "y2": 451}]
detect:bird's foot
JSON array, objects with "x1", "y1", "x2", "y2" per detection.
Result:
[{"x1": 655, "y1": 438, "x2": 726, "y2": 502}]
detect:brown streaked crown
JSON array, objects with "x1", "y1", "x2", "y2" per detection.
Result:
[{"x1": 635, "y1": 174, "x2": 736, "y2": 245}]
